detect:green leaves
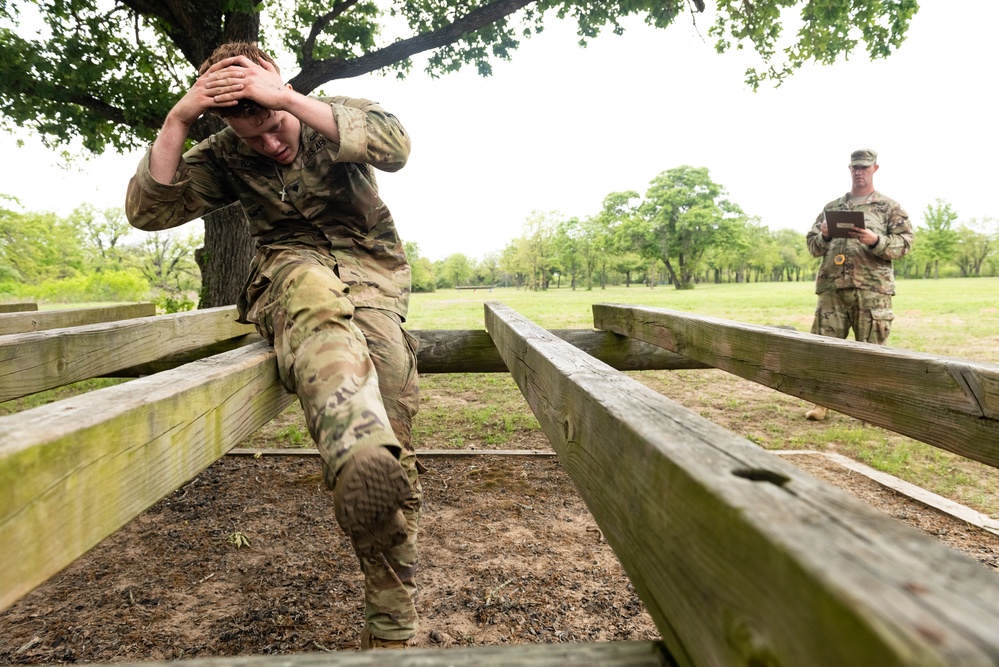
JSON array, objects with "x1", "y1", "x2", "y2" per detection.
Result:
[
  {"x1": 0, "y1": 0, "x2": 921, "y2": 156},
  {"x1": 624, "y1": 165, "x2": 745, "y2": 288},
  {"x1": 711, "y1": 0, "x2": 920, "y2": 89},
  {"x1": 0, "y1": 1, "x2": 185, "y2": 151}
]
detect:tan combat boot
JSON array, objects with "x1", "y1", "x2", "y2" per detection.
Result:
[
  {"x1": 360, "y1": 626, "x2": 410, "y2": 650},
  {"x1": 805, "y1": 404, "x2": 829, "y2": 421},
  {"x1": 333, "y1": 445, "x2": 411, "y2": 556}
]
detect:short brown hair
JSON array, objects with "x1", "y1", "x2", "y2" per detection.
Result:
[{"x1": 198, "y1": 42, "x2": 281, "y2": 119}]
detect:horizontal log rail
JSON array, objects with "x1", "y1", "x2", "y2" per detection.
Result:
[
  {"x1": 228, "y1": 447, "x2": 558, "y2": 457},
  {"x1": 592, "y1": 304, "x2": 999, "y2": 469},
  {"x1": 117, "y1": 328, "x2": 709, "y2": 377},
  {"x1": 0, "y1": 302, "x2": 155, "y2": 335},
  {"x1": 0, "y1": 312, "x2": 708, "y2": 400},
  {"x1": 0, "y1": 306, "x2": 256, "y2": 402},
  {"x1": 71, "y1": 640, "x2": 671, "y2": 667},
  {"x1": 485, "y1": 301, "x2": 999, "y2": 667},
  {"x1": 0, "y1": 341, "x2": 295, "y2": 612},
  {"x1": 412, "y1": 329, "x2": 709, "y2": 374},
  {"x1": 0, "y1": 302, "x2": 37, "y2": 314}
]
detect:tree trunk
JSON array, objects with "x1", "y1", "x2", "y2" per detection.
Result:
[
  {"x1": 662, "y1": 260, "x2": 680, "y2": 289},
  {"x1": 187, "y1": 107, "x2": 258, "y2": 309},
  {"x1": 196, "y1": 205, "x2": 256, "y2": 308}
]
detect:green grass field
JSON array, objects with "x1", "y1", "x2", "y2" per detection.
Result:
[
  {"x1": 406, "y1": 277, "x2": 999, "y2": 362},
  {"x1": 404, "y1": 277, "x2": 999, "y2": 517}
]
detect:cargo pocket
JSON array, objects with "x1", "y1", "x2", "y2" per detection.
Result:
[
  {"x1": 868, "y1": 307, "x2": 894, "y2": 345},
  {"x1": 240, "y1": 248, "x2": 278, "y2": 337}
]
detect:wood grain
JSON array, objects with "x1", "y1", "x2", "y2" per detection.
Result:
[
  {"x1": 486, "y1": 301, "x2": 999, "y2": 667},
  {"x1": 0, "y1": 302, "x2": 155, "y2": 335},
  {"x1": 0, "y1": 341, "x2": 295, "y2": 612},
  {"x1": 593, "y1": 303, "x2": 999, "y2": 469},
  {"x1": 0, "y1": 306, "x2": 255, "y2": 402}
]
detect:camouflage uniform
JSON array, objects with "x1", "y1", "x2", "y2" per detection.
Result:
[
  {"x1": 806, "y1": 191, "x2": 914, "y2": 344},
  {"x1": 125, "y1": 97, "x2": 421, "y2": 641}
]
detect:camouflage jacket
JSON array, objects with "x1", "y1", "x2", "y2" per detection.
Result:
[
  {"x1": 126, "y1": 96, "x2": 412, "y2": 320},
  {"x1": 806, "y1": 191, "x2": 913, "y2": 296}
]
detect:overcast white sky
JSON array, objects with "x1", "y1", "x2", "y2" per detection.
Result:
[{"x1": 2, "y1": 2, "x2": 995, "y2": 261}]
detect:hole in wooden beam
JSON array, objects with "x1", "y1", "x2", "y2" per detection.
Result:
[{"x1": 731, "y1": 468, "x2": 791, "y2": 487}]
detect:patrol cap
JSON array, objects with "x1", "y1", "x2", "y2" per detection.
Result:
[{"x1": 849, "y1": 148, "x2": 878, "y2": 167}]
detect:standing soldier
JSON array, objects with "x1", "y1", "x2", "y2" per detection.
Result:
[
  {"x1": 804, "y1": 148, "x2": 914, "y2": 421},
  {"x1": 126, "y1": 42, "x2": 421, "y2": 649}
]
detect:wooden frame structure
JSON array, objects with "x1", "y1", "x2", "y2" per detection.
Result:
[{"x1": 2, "y1": 302, "x2": 999, "y2": 666}]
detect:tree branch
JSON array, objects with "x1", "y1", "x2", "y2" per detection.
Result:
[
  {"x1": 64, "y1": 91, "x2": 162, "y2": 132},
  {"x1": 117, "y1": 0, "x2": 226, "y2": 66},
  {"x1": 302, "y1": 0, "x2": 360, "y2": 64},
  {"x1": 288, "y1": 0, "x2": 537, "y2": 93}
]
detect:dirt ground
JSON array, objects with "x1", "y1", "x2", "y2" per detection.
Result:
[
  {"x1": 3, "y1": 374, "x2": 999, "y2": 664},
  {"x1": 0, "y1": 454, "x2": 657, "y2": 662}
]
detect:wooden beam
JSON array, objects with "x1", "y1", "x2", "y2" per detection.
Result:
[
  {"x1": 0, "y1": 302, "x2": 37, "y2": 313},
  {"x1": 71, "y1": 640, "x2": 671, "y2": 667},
  {"x1": 412, "y1": 329, "x2": 709, "y2": 374},
  {"x1": 114, "y1": 333, "x2": 264, "y2": 377},
  {"x1": 227, "y1": 448, "x2": 558, "y2": 457},
  {"x1": 484, "y1": 301, "x2": 999, "y2": 667},
  {"x1": 108, "y1": 329, "x2": 711, "y2": 377},
  {"x1": 0, "y1": 306, "x2": 256, "y2": 402},
  {"x1": 776, "y1": 450, "x2": 999, "y2": 537},
  {"x1": 0, "y1": 302, "x2": 156, "y2": 335},
  {"x1": 592, "y1": 304, "x2": 999, "y2": 469},
  {"x1": 0, "y1": 341, "x2": 295, "y2": 612}
]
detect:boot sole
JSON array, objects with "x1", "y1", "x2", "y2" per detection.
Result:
[{"x1": 334, "y1": 446, "x2": 411, "y2": 556}]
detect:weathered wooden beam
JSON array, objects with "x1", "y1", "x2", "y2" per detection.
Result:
[
  {"x1": 108, "y1": 329, "x2": 711, "y2": 377},
  {"x1": 113, "y1": 333, "x2": 264, "y2": 377},
  {"x1": 776, "y1": 450, "x2": 999, "y2": 538},
  {"x1": 227, "y1": 448, "x2": 558, "y2": 457},
  {"x1": 484, "y1": 301, "x2": 999, "y2": 667},
  {"x1": 0, "y1": 306, "x2": 256, "y2": 402},
  {"x1": 592, "y1": 304, "x2": 999, "y2": 469},
  {"x1": 71, "y1": 640, "x2": 671, "y2": 667},
  {"x1": 0, "y1": 341, "x2": 295, "y2": 612},
  {"x1": 412, "y1": 329, "x2": 709, "y2": 374},
  {"x1": 0, "y1": 302, "x2": 37, "y2": 313},
  {"x1": 0, "y1": 302, "x2": 156, "y2": 335}
]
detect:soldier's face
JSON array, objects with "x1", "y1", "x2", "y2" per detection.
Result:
[
  {"x1": 227, "y1": 110, "x2": 301, "y2": 164},
  {"x1": 849, "y1": 163, "x2": 878, "y2": 191}
]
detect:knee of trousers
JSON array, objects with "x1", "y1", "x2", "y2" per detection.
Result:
[{"x1": 266, "y1": 265, "x2": 359, "y2": 393}]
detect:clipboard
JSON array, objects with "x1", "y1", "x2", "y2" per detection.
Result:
[{"x1": 824, "y1": 210, "x2": 866, "y2": 238}]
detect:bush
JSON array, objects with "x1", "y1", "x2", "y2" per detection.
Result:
[
  {"x1": 29, "y1": 269, "x2": 150, "y2": 303},
  {"x1": 154, "y1": 291, "x2": 197, "y2": 313}
]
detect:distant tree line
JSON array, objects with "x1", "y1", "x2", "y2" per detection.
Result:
[
  {"x1": 4, "y1": 172, "x2": 997, "y2": 305},
  {"x1": 0, "y1": 197, "x2": 201, "y2": 310},
  {"x1": 410, "y1": 169, "x2": 999, "y2": 292}
]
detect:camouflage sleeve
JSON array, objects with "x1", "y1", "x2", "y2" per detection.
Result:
[
  {"x1": 326, "y1": 96, "x2": 411, "y2": 172},
  {"x1": 868, "y1": 202, "x2": 914, "y2": 260},
  {"x1": 125, "y1": 143, "x2": 234, "y2": 232},
  {"x1": 805, "y1": 209, "x2": 831, "y2": 258}
]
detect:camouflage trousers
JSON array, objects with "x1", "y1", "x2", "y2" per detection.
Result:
[
  {"x1": 242, "y1": 245, "x2": 421, "y2": 641},
  {"x1": 810, "y1": 288, "x2": 894, "y2": 344}
]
